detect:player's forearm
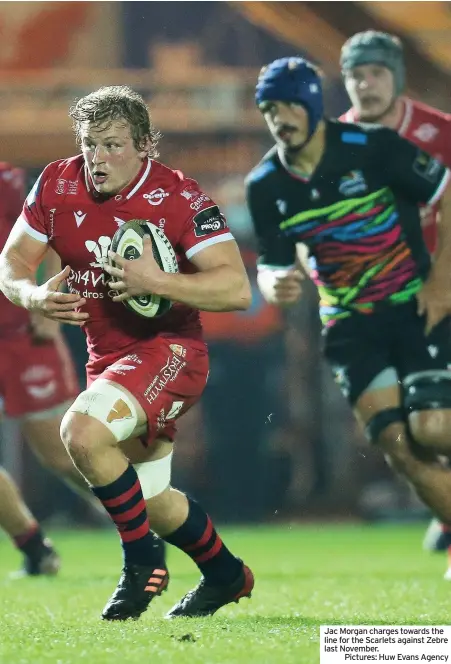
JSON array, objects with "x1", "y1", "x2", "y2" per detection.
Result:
[
  {"x1": 155, "y1": 265, "x2": 251, "y2": 312},
  {"x1": 41, "y1": 248, "x2": 62, "y2": 283},
  {"x1": 0, "y1": 254, "x2": 38, "y2": 310}
]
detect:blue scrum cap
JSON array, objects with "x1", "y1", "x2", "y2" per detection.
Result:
[{"x1": 256, "y1": 57, "x2": 324, "y2": 142}]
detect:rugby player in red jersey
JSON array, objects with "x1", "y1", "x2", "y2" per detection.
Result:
[
  {"x1": 0, "y1": 162, "x2": 89, "y2": 576},
  {"x1": 0, "y1": 86, "x2": 254, "y2": 620},
  {"x1": 0, "y1": 466, "x2": 59, "y2": 577},
  {"x1": 340, "y1": 30, "x2": 451, "y2": 255}
]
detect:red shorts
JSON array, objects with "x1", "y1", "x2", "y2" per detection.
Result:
[
  {"x1": 0, "y1": 333, "x2": 79, "y2": 418},
  {"x1": 86, "y1": 336, "x2": 209, "y2": 446}
]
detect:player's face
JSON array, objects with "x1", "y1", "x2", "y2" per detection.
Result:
[
  {"x1": 80, "y1": 120, "x2": 149, "y2": 196},
  {"x1": 344, "y1": 64, "x2": 395, "y2": 121},
  {"x1": 259, "y1": 101, "x2": 309, "y2": 152}
]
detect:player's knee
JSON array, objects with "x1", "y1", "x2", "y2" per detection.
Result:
[
  {"x1": 408, "y1": 410, "x2": 451, "y2": 450},
  {"x1": 404, "y1": 371, "x2": 451, "y2": 451},
  {"x1": 65, "y1": 379, "x2": 139, "y2": 445},
  {"x1": 60, "y1": 407, "x2": 110, "y2": 460},
  {"x1": 59, "y1": 409, "x2": 90, "y2": 458}
]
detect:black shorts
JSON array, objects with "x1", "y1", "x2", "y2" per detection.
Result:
[{"x1": 323, "y1": 301, "x2": 451, "y2": 405}]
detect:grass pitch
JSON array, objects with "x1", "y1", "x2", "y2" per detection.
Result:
[{"x1": 0, "y1": 523, "x2": 448, "y2": 664}]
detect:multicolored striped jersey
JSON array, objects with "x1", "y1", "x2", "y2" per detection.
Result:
[{"x1": 246, "y1": 120, "x2": 450, "y2": 326}]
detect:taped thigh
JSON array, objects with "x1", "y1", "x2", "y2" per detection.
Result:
[
  {"x1": 403, "y1": 370, "x2": 451, "y2": 413},
  {"x1": 68, "y1": 379, "x2": 138, "y2": 442},
  {"x1": 133, "y1": 451, "x2": 173, "y2": 499}
]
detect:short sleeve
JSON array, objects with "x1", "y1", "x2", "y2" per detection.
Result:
[
  {"x1": 175, "y1": 182, "x2": 235, "y2": 259},
  {"x1": 378, "y1": 128, "x2": 450, "y2": 206},
  {"x1": 246, "y1": 175, "x2": 296, "y2": 270},
  {"x1": 16, "y1": 165, "x2": 53, "y2": 243}
]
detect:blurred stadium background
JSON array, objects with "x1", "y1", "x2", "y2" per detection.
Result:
[{"x1": 2, "y1": 0, "x2": 451, "y2": 529}]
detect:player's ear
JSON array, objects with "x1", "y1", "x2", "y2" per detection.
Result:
[{"x1": 138, "y1": 135, "x2": 151, "y2": 159}]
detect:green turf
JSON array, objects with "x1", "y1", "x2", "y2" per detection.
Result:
[{"x1": 0, "y1": 524, "x2": 448, "y2": 663}]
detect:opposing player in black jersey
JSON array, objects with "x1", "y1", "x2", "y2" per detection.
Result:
[{"x1": 246, "y1": 56, "x2": 451, "y2": 527}]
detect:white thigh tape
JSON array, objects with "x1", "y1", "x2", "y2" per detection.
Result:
[
  {"x1": 134, "y1": 451, "x2": 173, "y2": 499},
  {"x1": 69, "y1": 379, "x2": 138, "y2": 442}
]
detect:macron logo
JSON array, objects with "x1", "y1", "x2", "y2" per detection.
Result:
[
  {"x1": 74, "y1": 210, "x2": 87, "y2": 227},
  {"x1": 276, "y1": 199, "x2": 287, "y2": 215}
]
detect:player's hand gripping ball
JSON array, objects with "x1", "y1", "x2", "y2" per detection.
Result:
[{"x1": 109, "y1": 220, "x2": 178, "y2": 318}]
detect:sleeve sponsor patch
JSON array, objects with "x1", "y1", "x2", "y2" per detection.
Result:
[
  {"x1": 413, "y1": 151, "x2": 442, "y2": 182},
  {"x1": 179, "y1": 186, "x2": 212, "y2": 211},
  {"x1": 192, "y1": 205, "x2": 226, "y2": 237}
]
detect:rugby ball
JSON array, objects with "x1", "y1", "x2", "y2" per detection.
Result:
[{"x1": 109, "y1": 219, "x2": 178, "y2": 318}]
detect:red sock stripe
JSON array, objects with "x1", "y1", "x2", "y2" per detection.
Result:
[
  {"x1": 14, "y1": 522, "x2": 39, "y2": 547},
  {"x1": 102, "y1": 480, "x2": 140, "y2": 508},
  {"x1": 193, "y1": 535, "x2": 223, "y2": 563},
  {"x1": 184, "y1": 517, "x2": 213, "y2": 552},
  {"x1": 112, "y1": 500, "x2": 146, "y2": 524},
  {"x1": 120, "y1": 521, "x2": 150, "y2": 543}
]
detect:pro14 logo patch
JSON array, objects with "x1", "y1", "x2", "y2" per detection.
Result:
[
  {"x1": 338, "y1": 170, "x2": 368, "y2": 196},
  {"x1": 192, "y1": 205, "x2": 226, "y2": 237}
]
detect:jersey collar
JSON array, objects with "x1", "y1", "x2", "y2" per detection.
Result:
[
  {"x1": 277, "y1": 122, "x2": 329, "y2": 182},
  {"x1": 346, "y1": 97, "x2": 413, "y2": 135},
  {"x1": 397, "y1": 97, "x2": 413, "y2": 136},
  {"x1": 84, "y1": 157, "x2": 152, "y2": 200},
  {"x1": 277, "y1": 148, "x2": 312, "y2": 181}
]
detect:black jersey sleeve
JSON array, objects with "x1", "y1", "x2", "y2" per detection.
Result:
[
  {"x1": 245, "y1": 174, "x2": 296, "y2": 269},
  {"x1": 378, "y1": 128, "x2": 450, "y2": 205}
]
